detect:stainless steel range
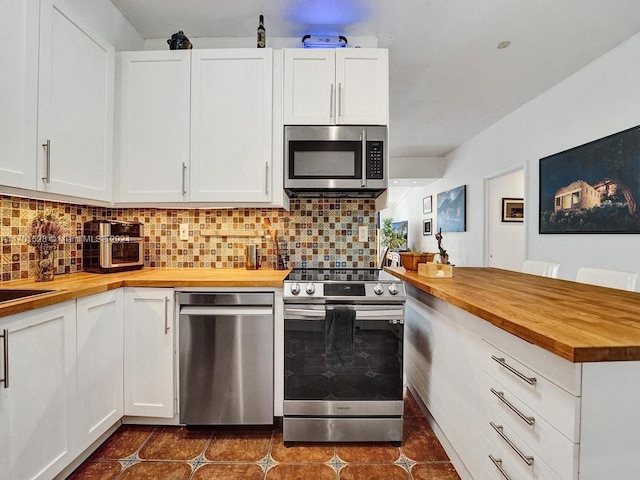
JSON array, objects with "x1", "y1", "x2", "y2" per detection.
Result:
[{"x1": 283, "y1": 268, "x2": 406, "y2": 446}]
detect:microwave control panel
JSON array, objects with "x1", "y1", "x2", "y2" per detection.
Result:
[{"x1": 366, "y1": 141, "x2": 384, "y2": 179}]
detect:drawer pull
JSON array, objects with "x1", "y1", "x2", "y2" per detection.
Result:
[
  {"x1": 490, "y1": 421, "x2": 534, "y2": 466},
  {"x1": 1, "y1": 329, "x2": 7, "y2": 388},
  {"x1": 491, "y1": 388, "x2": 535, "y2": 426},
  {"x1": 489, "y1": 455, "x2": 512, "y2": 480},
  {"x1": 491, "y1": 355, "x2": 537, "y2": 385}
]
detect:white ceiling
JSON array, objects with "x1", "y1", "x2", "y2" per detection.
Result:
[{"x1": 111, "y1": 0, "x2": 640, "y2": 160}]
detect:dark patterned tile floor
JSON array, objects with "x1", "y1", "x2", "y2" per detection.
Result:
[{"x1": 67, "y1": 392, "x2": 461, "y2": 480}]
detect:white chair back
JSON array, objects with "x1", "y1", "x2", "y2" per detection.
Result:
[
  {"x1": 522, "y1": 260, "x2": 560, "y2": 278},
  {"x1": 576, "y1": 267, "x2": 639, "y2": 292}
]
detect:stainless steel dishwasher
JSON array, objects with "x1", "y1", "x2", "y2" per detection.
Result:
[{"x1": 177, "y1": 292, "x2": 274, "y2": 425}]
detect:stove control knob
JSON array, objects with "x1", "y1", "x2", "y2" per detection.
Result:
[
  {"x1": 305, "y1": 283, "x2": 316, "y2": 295},
  {"x1": 290, "y1": 283, "x2": 300, "y2": 295},
  {"x1": 388, "y1": 283, "x2": 399, "y2": 295},
  {"x1": 373, "y1": 283, "x2": 384, "y2": 295}
]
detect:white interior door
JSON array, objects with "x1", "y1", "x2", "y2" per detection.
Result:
[{"x1": 486, "y1": 168, "x2": 525, "y2": 271}]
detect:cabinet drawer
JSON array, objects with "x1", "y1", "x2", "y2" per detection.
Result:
[
  {"x1": 482, "y1": 402, "x2": 565, "y2": 480},
  {"x1": 480, "y1": 371, "x2": 579, "y2": 480},
  {"x1": 480, "y1": 341, "x2": 580, "y2": 442}
]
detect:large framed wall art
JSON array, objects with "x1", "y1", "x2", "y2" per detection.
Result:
[
  {"x1": 539, "y1": 124, "x2": 640, "y2": 234},
  {"x1": 437, "y1": 185, "x2": 467, "y2": 232}
]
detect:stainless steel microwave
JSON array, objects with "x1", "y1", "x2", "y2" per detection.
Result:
[
  {"x1": 82, "y1": 220, "x2": 144, "y2": 273},
  {"x1": 284, "y1": 125, "x2": 387, "y2": 198}
]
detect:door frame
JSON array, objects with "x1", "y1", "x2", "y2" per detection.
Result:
[{"x1": 483, "y1": 163, "x2": 527, "y2": 267}]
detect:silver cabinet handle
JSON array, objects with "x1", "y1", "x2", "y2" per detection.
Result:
[
  {"x1": 181, "y1": 162, "x2": 187, "y2": 195},
  {"x1": 1, "y1": 329, "x2": 7, "y2": 388},
  {"x1": 330, "y1": 83, "x2": 335, "y2": 121},
  {"x1": 42, "y1": 139, "x2": 51, "y2": 183},
  {"x1": 491, "y1": 355, "x2": 537, "y2": 385},
  {"x1": 491, "y1": 388, "x2": 535, "y2": 426},
  {"x1": 164, "y1": 297, "x2": 170, "y2": 334},
  {"x1": 265, "y1": 162, "x2": 269, "y2": 194},
  {"x1": 489, "y1": 455, "x2": 512, "y2": 480},
  {"x1": 490, "y1": 422, "x2": 534, "y2": 466},
  {"x1": 361, "y1": 129, "x2": 367, "y2": 188},
  {"x1": 338, "y1": 82, "x2": 343, "y2": 118}
]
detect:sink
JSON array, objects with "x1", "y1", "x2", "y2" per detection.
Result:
[{"x1": 0, "y1": 289, "x2": 56, "y2": 303}]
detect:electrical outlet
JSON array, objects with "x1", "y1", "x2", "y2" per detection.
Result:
[
  {"x1": 358, "y1": 226, "x2": 368, "y2": 242},
  {"x1": 179, "y1": 223, "x2": 189, "y2": 241}
]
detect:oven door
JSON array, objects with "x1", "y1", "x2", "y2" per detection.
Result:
[{"x1": 283, "y1": 303, "x2": 404, "y2": 416}]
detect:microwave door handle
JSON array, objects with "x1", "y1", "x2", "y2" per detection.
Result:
[{"x1": 361, "y1": 129, "x2": 367, "y2": 188}]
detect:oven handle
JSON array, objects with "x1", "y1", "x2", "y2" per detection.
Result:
[{"x1": 284, "y1": 306, "x2": 404, "y2": 320}]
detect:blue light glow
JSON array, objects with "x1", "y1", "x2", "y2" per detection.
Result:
[{"x1": 284, "y1": 0, "x2": 372, "y2": 36}]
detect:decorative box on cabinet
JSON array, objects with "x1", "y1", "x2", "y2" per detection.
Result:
[{"x1": 283, "y1": 48, "x2": 388, "y2": 125}]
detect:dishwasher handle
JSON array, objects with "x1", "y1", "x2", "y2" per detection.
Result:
[{"x1": 180, "y1": 306, "x2": 273, "y2": 316}]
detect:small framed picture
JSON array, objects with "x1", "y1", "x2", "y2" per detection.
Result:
[
  {"x1": 502, "y1": 198, "x2": 524, "y2": 222},
  {"x1": 423, "y1": 196, "x2": 432, "y2": 214},
  {"x1": 423, "y1": 218, "x2": 433, "y2": 236}
]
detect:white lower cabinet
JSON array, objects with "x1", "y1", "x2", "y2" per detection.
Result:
[
  {"x1": 405, "y1": 285, "x2": 640, "y2": 480},
  {"x1": 75, "y1": 290, "x2": 124, "y2": 448},
  {"x1": 123, "y1": 287, "x2": 175, "y2": 418},
  {"x1": 0, "y1": 301, "x2": 77, "y2": 480}
]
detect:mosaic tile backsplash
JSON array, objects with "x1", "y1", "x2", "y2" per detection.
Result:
[{"x1": 0, "y1": 195, "x2": 378, "y2": 282}]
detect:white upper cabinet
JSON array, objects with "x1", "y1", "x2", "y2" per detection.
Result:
[
  {"x1": 0, "y1": 0, "x2": 39, "y2": 190},
  {"x1": 283, "y1": 48, "x2": 388, "y2": 125},
  {"x1": 116, "y1": 50, "x2": 191, "y2": 202},
  {"x1": 115, "y1": 48, "x2": 274, "y2": 204},
  {"x1": 37, "y1": 0, "x2": 115, "y2": 201},
  {"x1": 190, "y1": 49, "x2": 273, "y2": 202}
]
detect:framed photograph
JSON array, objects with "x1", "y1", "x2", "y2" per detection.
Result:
[
  {"x1": 502, "y1": 198, "x2": 524, "y2": 222},
  {"x1": 539, "y1": 124, "x2": 640, "y2": 233},
  {"x1": 391, "y1": 220, "x2": 409, "y2": 251},
  {"x1": 423, "y1": 218, "x2": 432, "y2": 236},
  {"x1": 423, "y1": 195, "x2": 432, "y2": 214},
  {"x1": 437, "y1": 185, "x2": 467, "y2": 232}
]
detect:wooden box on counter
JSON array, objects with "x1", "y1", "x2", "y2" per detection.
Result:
[
  {"x1": 398, "y1": 252, "x2": 435, "y2": 270},
  {"x1": 418, "y1": 262, "x2": 453, "y2": 278}
]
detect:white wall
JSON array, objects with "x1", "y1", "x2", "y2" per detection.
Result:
[
  {"x1": 395, "y1": 31, "x2": 640, "y2": 281},
  {"x1": 67, "y1": 0, "x2": 143, "y2": 51}
]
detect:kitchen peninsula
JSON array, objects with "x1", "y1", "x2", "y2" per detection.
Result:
[{"x1": 385, "y1": 266, "x2": 640, "y2": 480}]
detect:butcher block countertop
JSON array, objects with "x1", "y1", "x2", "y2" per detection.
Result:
[
  {"x1": 385, "y1": 266, "x2": 640, "y2": 363},
  {"x1": 0, "y1": 268, "x2": 291, "y2": 319}
]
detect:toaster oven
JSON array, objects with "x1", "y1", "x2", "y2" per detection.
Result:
[{"x1": 82, "y1": 220, "x2": 144, "y2": 273}]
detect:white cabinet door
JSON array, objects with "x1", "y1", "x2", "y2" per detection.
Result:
[
  {"x1": 283, "y1": 49, "x2": 335, "y2": 125},
  {"x1": 0, "y1": 301, "x2": 76, "y2": 480},
  {"x1": 76, "y1": 290, "x2": 124, "y2": 448},
  {"x1": 283, "y1": 49, "x2": 388, "y2": 126},
  {"x1": 115, "y1": 50, "x2": 191, "y2": 202},
  {"x1": 336, "y1": 49, "x2": 388, "y2": 125},
  {"x1": 190, "y1": 49, "x2": 273, "y2": 202},
  {"x1": 37, "y1": 0, "x2": 114, "y2": 201},
  {"x1": 123, "y1": 288, "x2": 174, "y2": 418},
  {"x1": 0, "y1": 0, "x2": 39, "y2": 190}
]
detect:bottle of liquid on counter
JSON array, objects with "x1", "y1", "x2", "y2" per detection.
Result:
[{"x1": 257, "y1": 15, "x2": 266, "y2": 48}]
